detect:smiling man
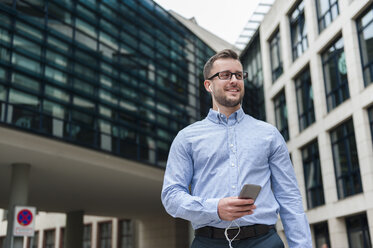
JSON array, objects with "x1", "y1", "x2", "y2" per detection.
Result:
[{"x1": 161, "y1": 49, "x2": 312, "y2": 248}]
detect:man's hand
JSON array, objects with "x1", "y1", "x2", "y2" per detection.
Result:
[{"x1": 217, "y1": 197, "x2": 256, "y2": 221}]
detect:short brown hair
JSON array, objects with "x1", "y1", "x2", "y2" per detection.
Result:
[{"x1": 203, "y1": 49, "x2": 240, "y2": 80}]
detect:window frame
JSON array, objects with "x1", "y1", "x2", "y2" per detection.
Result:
[
  {"x1": 346, "y1": 213, "x2": 372, "y2": 248},
  {"x1": 273, "y1": 90, "x2": 289, "y2": 141},
  {"x1": 369, "y1": 106, "x2": 373, "y2": 145},
  {"x1": 289, "y1": 0, "x2": 308, "y2": 60},
  {"x1": 83, "y1": 224, "x2": 92, "y2": 248},
  {"x1": 301, "y1": 139, "x2": 325, "y2": 209},
  {"x1": 118, "y1": 219, "x2": 134, "y2": 248},
  {"x1": 97, "y1": 221, "x2": 112, "y2": 248},
  {"x1": 330, "y1": 118, "x2": 363, "y2": 199},
  {"x1": 357, "y1": 4, "x2": 373, "y2": 87},
  {"x1": 321, "y1": 36, "x2": 349, "y2": 112},
  {"x1": 315, "y1": 0, "x2": 340, "y2": 33},
  {"x1": 314, "y1": 222, "x2": 331, "y2": 248},
  {"x1": 295, "y1": 66, "x2": 315, "y2": 131},
  {"x1": 269, "y1": 28, "x2": 283, "y2": 82},
  {"x1": 43, "y1": 229, "x2": 56, "y2": 248}
]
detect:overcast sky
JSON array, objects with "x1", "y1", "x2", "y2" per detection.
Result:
[{"x1": 153, "y1": 0, "x2": 262, "y2": 45}]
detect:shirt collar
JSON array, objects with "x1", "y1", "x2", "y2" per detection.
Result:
[{"x1": 207, "y1": 107, "x2": 245, "y2": 124}]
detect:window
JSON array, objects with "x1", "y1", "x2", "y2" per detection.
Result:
[
  {"x1": 98, "y1": 222, "x2": 112, "y2": 248},
  {"x1": 83, "y1": 224, "x2": 92, "y2": 248},
  {"x1": 0, "y1": 236, "x2": 4, "y2": 248},
  {"x1": 269, "y1": 29, "x2": 283, "y2": 82},
  {"x1": 241, "y1": 34, "x2": 266, "y2": 121},
  {"x1": 289, "y1": 1, "x2": 308, "y2": 60},
  {"x1": 346, "y1": 213, "x2": 372, "y2": 248},
  {"x1": 330, "y1": 119, "x2": 362, "y2": 199},
  {"x1": 314, "y1": 222, "x2": 330, "y2": 248},
  {"x1": 60, "y1": 228, "x2": 64, "y2": 248},
  {"x1": 44, "y1": 229, "x2": 55, "y2": 248},
  {"x1": 28, "y1": 231, "x2": 39, "y2": 248},
  {"x1": 369, "y1": 106, "x2": 373, "y2": 144},
  {"x1": 118, "y1": 220, "x2": 133, "y2": 248},
  {"x1": 322, "y1": 36, "x2": 349, "y2": 111},
  {"x1": 274, "y1": 90, "x2": 289, "y2": 141},
  {"x1": 301, "y1": 139, "x2": 324, "y2": 209},
  {"x1": 357, "y1": 5, "x2": 373, "y2": 86},
  {"x1": 316, "y1": 0, "x2": 339, "y2": 32},
  {"x1": 295, "y1": 67, "x2": 315, "y2": 131}
]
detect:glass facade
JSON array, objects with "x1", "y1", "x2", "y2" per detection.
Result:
[
  {"x1": 301, "y1": 139, "x2": 324, "y2": 209},
  {"x1": 83, "y1": 224, "x2": 92, "y2": 248},
  {"x1": 118, "y1": 220, "x2": 133, "y2": 248},
  {"x1": 274, "y1": 90, "x2": 289, "y2": 141},
  {"x1": 0, "y1": 0, "x2": 217, "y2": 168},
  {"x1": 269, "y1": 29, "x2": 283, "y2": 82},
  {"x1": 295, "y1": 67, "x2": 315, "y2": 131},
  {"x1": 316, "y1": 0, "x2": 339, "y2": 32},
  {"x1": 241, "y1": 33, "x2": 266, "y2": 121},
  {"x1": 322, "y1": 36, "x2": 349, "y2": 111},
  {"x1": 44, "y1": 230, "x2": 55, "y2": 248},
  {"x1": 290, "y1": 1, "x2": 308, "y2": 60},
  {"x1": 314, "y1": 222, "x2": 330, "y2": 248},
  {"x1": 346, "y1": 213, "x2": 372, "y2": 248},
  {"x1": 98, "y1": 222, "x2": 112, "y2": 248},
  {"x1": 357, "y1": 4, "x2": 373, "y2": 87},
  {"x1": 330, "y1": 119, "x2": 362, "y2": 199}
]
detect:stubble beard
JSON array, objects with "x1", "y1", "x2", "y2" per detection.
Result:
[{"x1": 214, "y1": 91, "x2": 244, "y2": 108}]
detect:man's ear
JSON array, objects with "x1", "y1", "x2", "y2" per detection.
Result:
[{"x1": 204, "y1": 80, "x2": 212, "y2": 92}]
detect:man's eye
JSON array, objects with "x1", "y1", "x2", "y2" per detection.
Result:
[{"x1": 220, "y1": 72, "x2": 230, "y2": 77}]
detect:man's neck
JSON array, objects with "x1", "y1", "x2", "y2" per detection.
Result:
[{"x1": 213, "y1": 104, "x2": 241, "y2": 119}]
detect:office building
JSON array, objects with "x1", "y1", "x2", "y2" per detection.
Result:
[
  {"x1": 0, "y1": 0, "x2": 240, "y2": 247},
  {"x1": 239, "y1": 0, "x2": 373, "y2": 247}
]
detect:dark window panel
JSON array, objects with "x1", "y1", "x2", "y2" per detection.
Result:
[
  {"x1": 274, "y1": 90, "x2": 289, "y2": 141},
  {"x1": 295, "y1": 67, "x2": 315, "y2": 131},
  {"x1": 316, "y1": 0, "x2": 339, "y2": 32},
  {"x1": 269, "y1": 29, "x2": 283, "y2": 82},
  {"x1": 322, "y1": 36, "x2": 349, "y2": 111},
  {"x1": 357, "y1": 4, "x2": 373, "y2": 87},
  {"x1": 289, "y1": 1, "x2": 308, "y2": 60},
  {"x1": 302, "y1": 139, "x2": 324, "y2": 209},
  {"x1": 98, "y1": 222, "x2": 112, "y2": 248},
  {"x1": 314, "y1": 222, "x2": 330, "y2": 248},
  {"x1": 346, "y1": 213, "x2": 372, "y2": 248},
  {"x1": 330, "y1": 119, "x2": 362, "y2": 199},
  {"x1": 369, "y1": 106, "x2": 373, "y2": 145}
]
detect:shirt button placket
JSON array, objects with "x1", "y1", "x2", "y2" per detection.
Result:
[{"x1": 228, "y1": 125, "x2": 237, "y2": 195}]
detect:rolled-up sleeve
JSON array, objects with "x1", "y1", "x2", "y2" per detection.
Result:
[{"x1": 161, "y1": 131, "x2": 220, "y2": 227}]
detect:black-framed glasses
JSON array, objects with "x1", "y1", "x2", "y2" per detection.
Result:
[{"x1": 207, "y1": 70, "x2": 248, "y2": 80}]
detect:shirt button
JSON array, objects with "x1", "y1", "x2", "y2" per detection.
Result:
[
  {"x1": 231, "y1": 163, "x2": 235, "y2": 167},
  {"x1": 232, "y1": 185, "x2": 236, "y2": 189},
  {"x1": 230, "y1": 144, "x2": 234, "y2": 148}
]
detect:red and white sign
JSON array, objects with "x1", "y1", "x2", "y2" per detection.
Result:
[{"x1": 13, "y1": 206, "x2": 36, "y2": 237}]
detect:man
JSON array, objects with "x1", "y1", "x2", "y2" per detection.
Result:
[{"x1": 161, "y1": 49, "x2": 311, "y2": 247}]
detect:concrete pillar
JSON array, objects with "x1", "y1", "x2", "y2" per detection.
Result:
[
  {"x1": 5, "y1": 163, "x2": 31, "y2": 248},
  {"x1": 64, "y1": 211, "x2": 84, "y2": 248}
]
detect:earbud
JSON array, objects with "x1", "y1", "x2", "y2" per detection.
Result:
[{"x1": 209, "y1": 85, "x2": 213, "y2": 93}]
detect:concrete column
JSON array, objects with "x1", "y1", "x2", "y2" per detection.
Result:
[
  {"x1": 64, "y1": 211, "x2": 84, "y2": 248},
  {"x1": 5, "y1": 163, "x2": 31, "y2": 248}
]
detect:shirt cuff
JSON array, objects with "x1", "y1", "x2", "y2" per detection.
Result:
[{"x1": 204, "y1": 198, "x2": 220, "y2": 221}]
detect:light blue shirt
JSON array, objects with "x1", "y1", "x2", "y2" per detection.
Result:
[{"x1": 161, "y1": 108, "x2": 312, "y2": 247}]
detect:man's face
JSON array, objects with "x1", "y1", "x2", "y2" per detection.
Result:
[{"x1": 208, "y1": 58, "x2": 245, "y2": 108}]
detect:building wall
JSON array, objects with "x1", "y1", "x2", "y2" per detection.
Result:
[
  {"x1": 259, "y1": 0, "x2": 373, "y2": 247},
  {"x1": 0, "y1": 213, "x2": 189, "y2": 248}
]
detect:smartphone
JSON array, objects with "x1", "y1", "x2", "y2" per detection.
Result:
[{"x1": 238, "y1": 184, "x2": 261, "y2": 202}]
